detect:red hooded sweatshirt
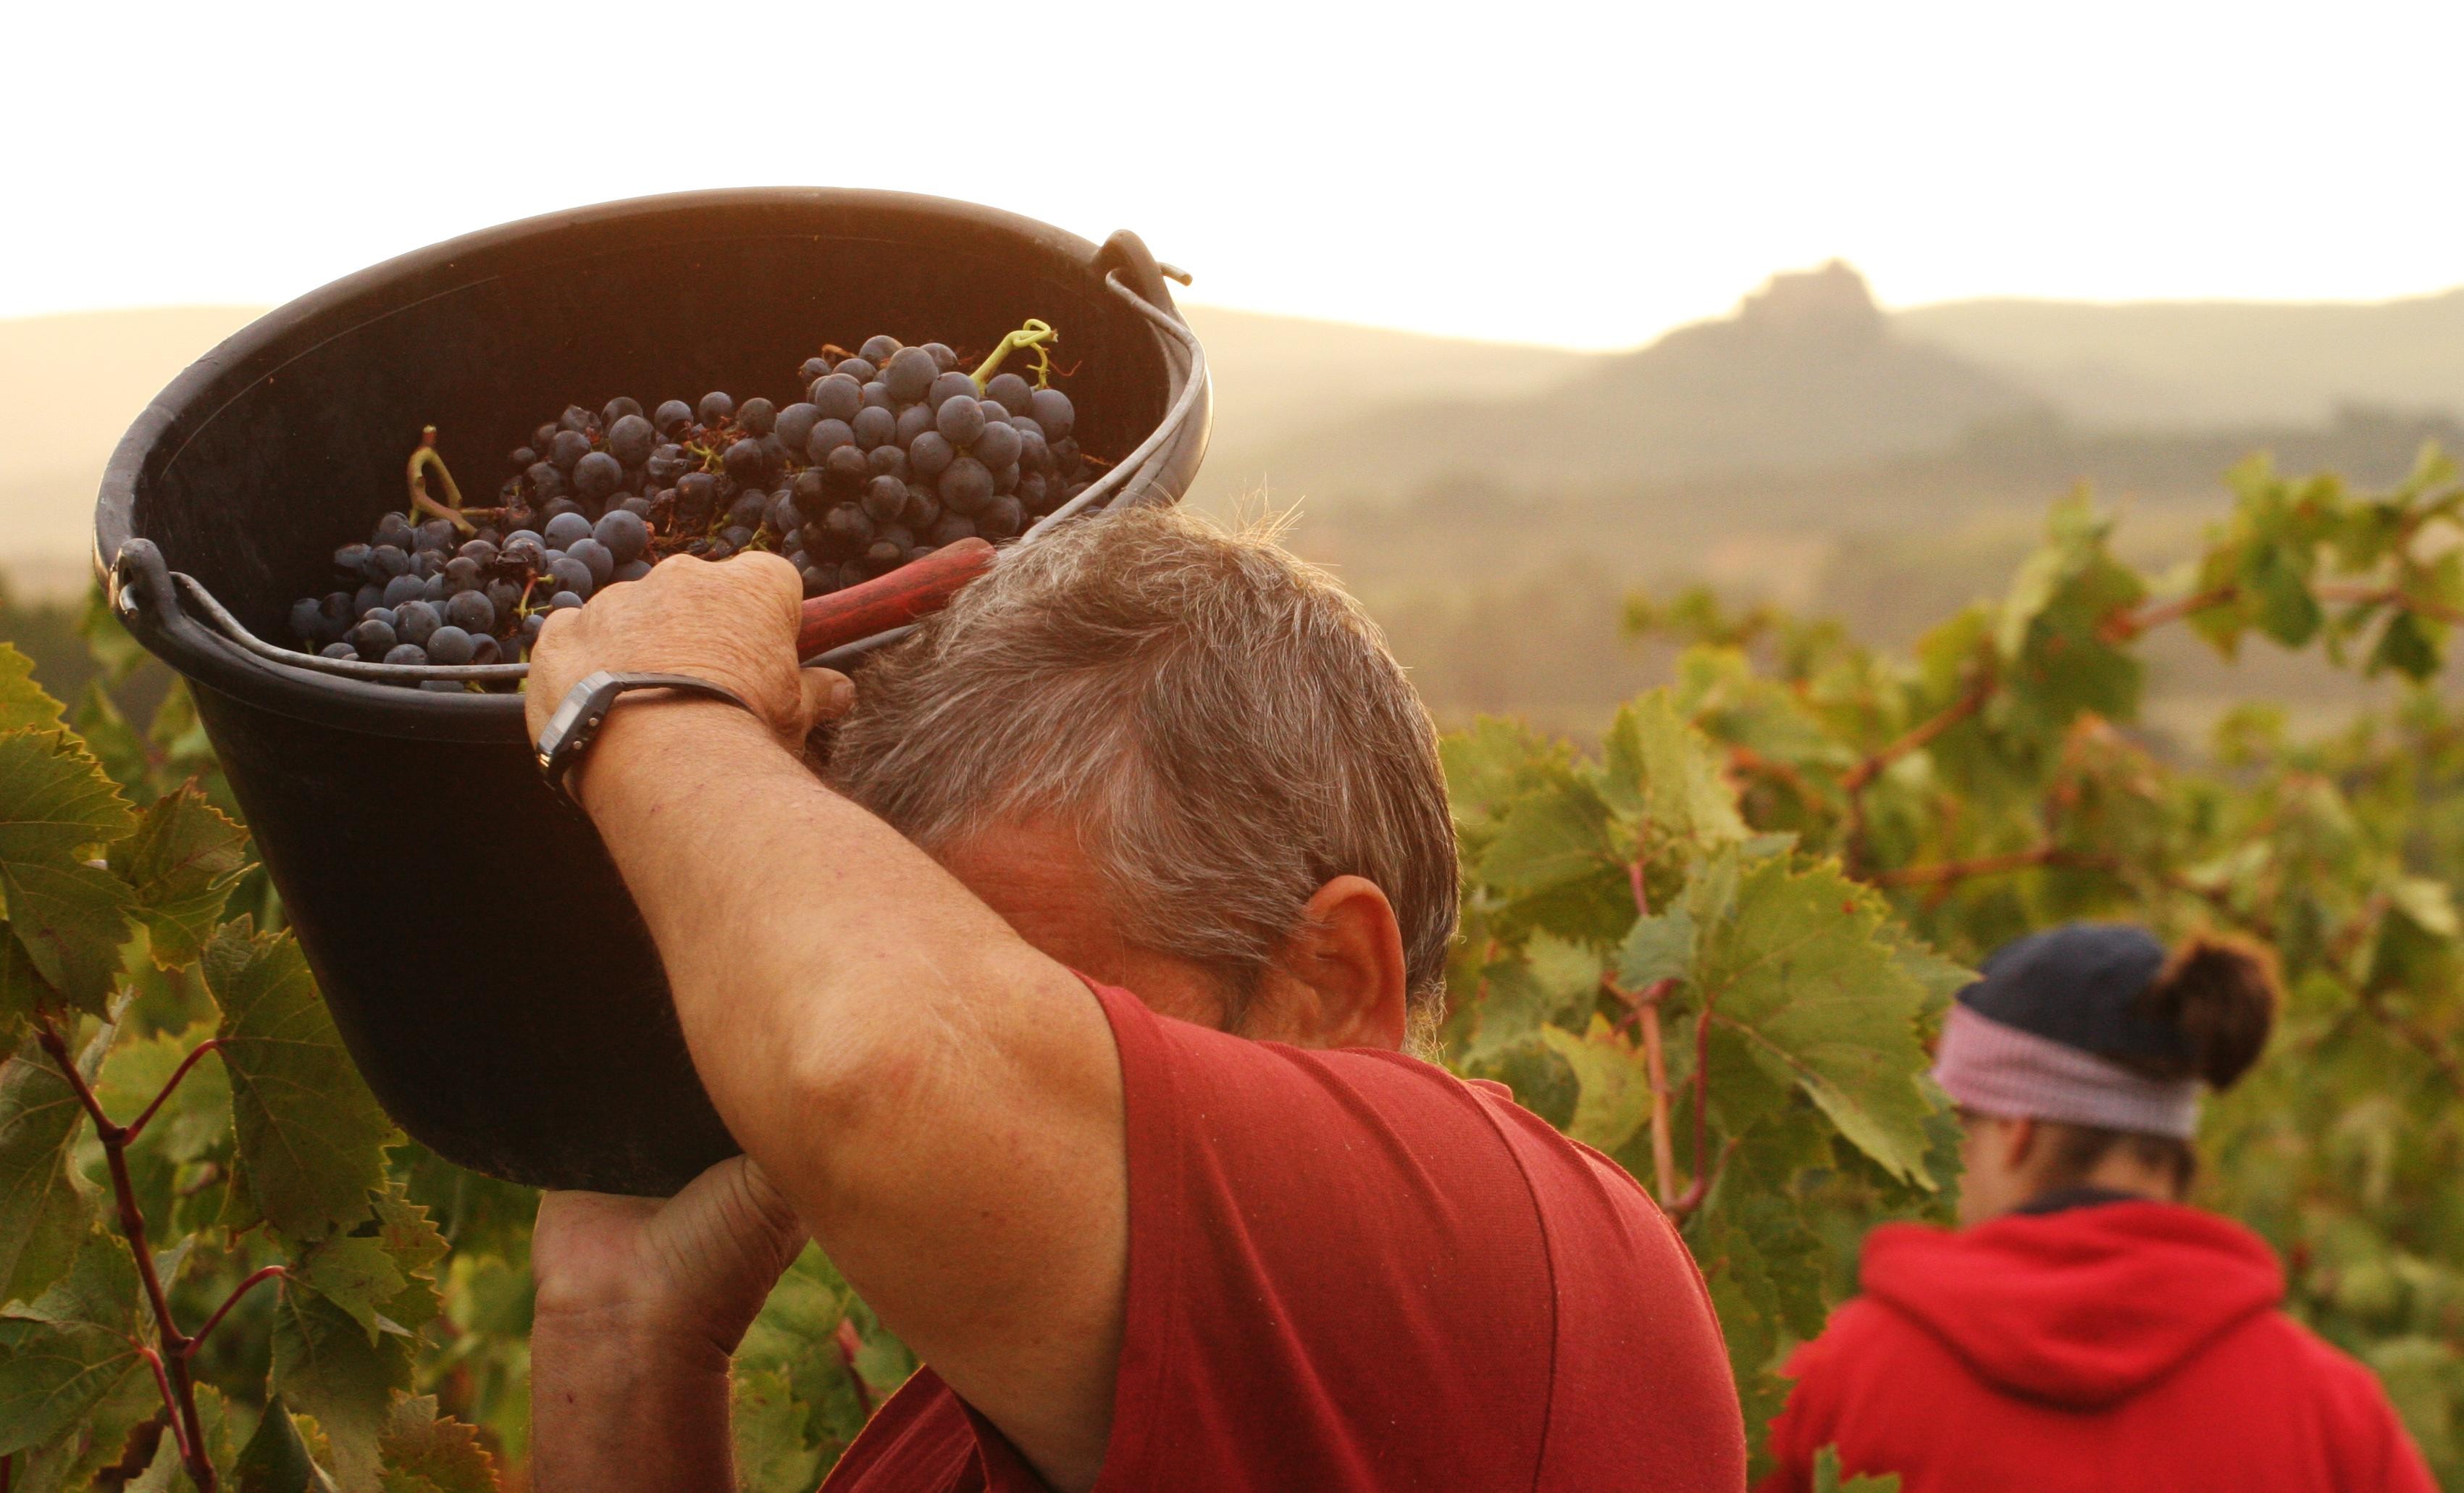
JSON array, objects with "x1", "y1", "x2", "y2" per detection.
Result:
[{"x1": 1761, "y1": 1199, "x2": 2434, "y2": 1492}]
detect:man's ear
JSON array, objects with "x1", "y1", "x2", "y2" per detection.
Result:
[{"x1": 1246, "y1": 876, "x2": 1409, "y2": 1051}]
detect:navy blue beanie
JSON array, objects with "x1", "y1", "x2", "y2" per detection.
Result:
[{"x1": 1956, "y1": 922, "x2": 2189, "y2": 1068}]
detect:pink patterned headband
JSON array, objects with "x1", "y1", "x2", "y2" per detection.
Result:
[{"x1": 1932, "y1": 1002, "x2": 2200, "y2": 1140}]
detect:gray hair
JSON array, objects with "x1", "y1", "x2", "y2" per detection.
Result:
[{"x1": 826, "y1": 504, "x2": 1458, "y2": 1039}]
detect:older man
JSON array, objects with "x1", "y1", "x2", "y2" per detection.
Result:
[{"x1": 523, "y1": 506, "x2": 1743, "y2": 1492}]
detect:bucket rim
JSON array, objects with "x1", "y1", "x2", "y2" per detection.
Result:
[{"x1": 94, "y1": 187, "x2": 1208, "y2": 743}]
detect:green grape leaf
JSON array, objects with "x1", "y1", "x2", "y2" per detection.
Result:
[
  {"x1": 1478, "y1": 778, "x2": 1618, "y2": 896},
  {"x1": 208, "y1": 921, "x2": 398, "y2": 1244},
  {"x1": 0, "y1": 1231, "x2": 145, "y2": 1455},
  {"x1": 0, "y1": 933, "x2": 49, "y2": 1051},
  {"x1": 0, "y1": 1032, "x2": 93, "y2": 1308},
  {"x1": 2368, "y1": 609, "x2": 2442, "y2": 681},
  {"x1": 370, "y1": 1187, "x2": 449, "y2": 1304},
  {"x1": 0, "y1": 649, "x2": 63, "y2": 734},
  {"x1": 77, "y1": 588, "x2": 151, "y2": 688},
  {"x1": 1538, "y1": 1016, "x2": 1653, "y2": 1155},
  {"x1": 1463, "y1": 935, "x2": 1604, "y2": 1067},
  {"x1": 736, "y1": 1244, "x2": 863, "y2": 1454},
  {"x1": 110, "y1": 787, "x2": 251, "y2": 970},
  {"x1": 235, "y1": 1394, "x2": 318, "y2": 1493},
  {"x1": 0, "y1": 728, "x2": 135, "y2": 867},
  {"x1": 1693, "y1": 857, "x2": 1948, "y2": 1186},
  {"x1": 74, "y1": 684, "x2": 151, "y2": 801},
  {"x1": 733, "y1": 1367, "x2": 824, "y2": 1493},
  {"x1": 0, "y1": 860, "x2": 135, "y2": 1016},
  {"x1": 296, "y1": 1235, "x2": 407, "y2": 1345},
  {"x1": 146, "y1": 683, "x2": 214, "y2": 776},
  {"x1": 1619, "y1": 904, "x2": 1698, "y2": 990},
  {"x1": 2239, "y1": 540, "x2": 2323, "y2": 649},
  {"x1": 1599, "y1": 692, "x2": 1748, "y2": 845},
  {"x1": 1441, "y1": 717, "x2": 1567, "y2": 829},
  {"x1": 377, "y1": 1394, "x2": 499, "y2": 1493},
  {"x1": 272, "y1": 1287, "x2": 412, "y2": 1493},
  {"x1": 1814, "y1": 1445, "x2": 1901, "y2": 1492}
]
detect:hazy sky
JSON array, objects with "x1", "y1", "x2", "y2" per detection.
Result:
[{"x1": 9, "y1": 0, "x2": 2460, "y2": 348}]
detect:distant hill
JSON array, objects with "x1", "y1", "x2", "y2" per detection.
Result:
[
  {"x1": 1177, "y1": 304, "x2": 1590, "y2": 505},
  {"x1": 1220, "y1": 262, "x2": 2050, "y2": 505},
  {"x1": 1898, "y1": 288, "x2": 2464, "y2": 430}
]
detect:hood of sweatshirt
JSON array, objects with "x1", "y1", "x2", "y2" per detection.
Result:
[{"x1": 1859, "y1": 1200, "x2": 2284, "y2": 1410}]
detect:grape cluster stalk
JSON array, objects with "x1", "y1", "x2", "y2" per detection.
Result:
[{"x1": 284, "y1": 325, "x2": 1099, "y2": 688}]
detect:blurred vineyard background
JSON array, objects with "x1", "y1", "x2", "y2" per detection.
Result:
[{"x1": 6, "y1": 270, "x2": 2464, "y2": 1488}]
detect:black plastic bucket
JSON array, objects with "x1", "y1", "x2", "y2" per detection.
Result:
[{"x1": 93, "y1": 189, "x2": 1212, "y2": 1195}]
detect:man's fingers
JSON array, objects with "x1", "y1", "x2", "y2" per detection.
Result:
[
  {"x1": 795, "y1": 669, "x2": 856, "y2": 736},
  {"x1": 725, "y1": 551, "x2": 807, "y2": 628}
]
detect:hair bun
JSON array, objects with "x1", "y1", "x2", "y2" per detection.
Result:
[{"x1": 2141, "y1": 934, "x2": 2279, "y2": 1090}]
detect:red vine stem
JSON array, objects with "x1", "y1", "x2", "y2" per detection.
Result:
[
  {"x1": 183, "y1": 1266, "x2": 286, "y2": 1360},
  {"x1": 134, "y1": 1348, "x2": 192, "y2": 1468},
  {"x1": 1840, "y1": 670, "x2": 1998, "y2": 795},
  {"x1": 122, "y1": 1038, "x2": 219, "y2": 1145},
  {"x1": 1666, "y1": 1005, "x2": 1725, "y2": 1223},
  {"x1": 834, "y1": 1319, "x2": 875, "y2": 1419},
  {"x1": 1623, "y1": 863, "x2": 1683, "y2": 1211},
  {"x1": 34, "y1": 1019, "x2": 220, "y2": 1492}
]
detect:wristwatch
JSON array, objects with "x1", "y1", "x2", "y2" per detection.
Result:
[{"x1": 535, "y1": 669, "x2": 758, "y2": 804}]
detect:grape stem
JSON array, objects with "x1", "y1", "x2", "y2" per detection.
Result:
[
  {"x1": 834, "y1": 1318, "x2": 875, "y2": 1418},
  {"x1": 33, "y1": 1015, "x2": 224, "y2": 1491},
  {"x1": 407, "y1": 427, "x2": 477, "y2": 538},
  {"x1": 969, "y1": 319, "x2": 1059, "y2": 390}
]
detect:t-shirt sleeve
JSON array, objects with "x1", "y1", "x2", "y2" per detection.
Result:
[
  {"x1": 1078, "y1": 976, "x2": 1741, "y2": 1493},
  {"x1": 1082, "y1": 976, "x2": 1559, "y2": 1491}
]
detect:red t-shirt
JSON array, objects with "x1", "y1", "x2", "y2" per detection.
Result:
[{"x1": 822, "y1": 977, "x2": 1744, "y2": 1492}]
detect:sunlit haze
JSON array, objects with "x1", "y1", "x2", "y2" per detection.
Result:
[{"x1": 9, "y1": 0, "x2": 2461, "y2": 348}]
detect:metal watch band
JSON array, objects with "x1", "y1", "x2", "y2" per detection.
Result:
[{"x1": 534, "y1": 670, "x2": 758, "y2": 804}]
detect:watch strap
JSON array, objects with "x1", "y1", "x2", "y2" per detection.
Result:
[{"x1": 535, "y1": 670, "x2": 758, "y2": 803}]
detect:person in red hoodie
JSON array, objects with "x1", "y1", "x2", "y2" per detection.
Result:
[{"x1": 1761, "y1": 921, "x2": 2435, "y2": 1493}]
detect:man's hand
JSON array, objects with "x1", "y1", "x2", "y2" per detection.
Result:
[
  {"x1": 524, "y1": 551, "x2": 850, "y2": 760},
  {"x1": 531, "y1": 1157, "x2": 809, "y2": 1492}
]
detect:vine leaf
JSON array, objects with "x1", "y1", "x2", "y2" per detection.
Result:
[
  {"x1": 1538, "y1": 1016, "x2": 1652, "y2": 1154},
  {"x1": 1599, "y1": 692, "x2": 1748, "y2": 845},
  {"x1": 0, "y1": 728, "x2": 135, "y2": 868},
  {"x1": 235, "y1": 1394, "x2": 319, "y2": 1493},
  {"x1": 272, "y1": 1289, "x2": 411, "y2": 1493},
  {"x1": 0, "y1": 1230, "x2": 146, "y2": 1455},
  {"x1": 1464, "y1": 935, "x2": 1599, "y2": 1065},
  {"x1": 296, "y1": 1235, "x2": 408, "y2": 1345},
  {"x1": 377, "y1": 1393, "x2": 499, "y2": 1493},
  {"x1": 1478, "y1": 778, "x2": 1617, "y2": 896},
  {"x1": 0, "y1": 861, "x2": 135, "y2": 1016},
  {"x1": 75, "y1": 685, "x2": 151, "y2": 800},
  {"x1": 111, "y1": 787, "x2": 251, "y2": 970},
  {"x1": 1813, "y1": 1445, "x2": 1902, "y2": 1492},
  {"x1": 1690, "y1": 856, "x2": 1961, "y2": 1186},
  {"x1": 207, "y1": 921, "x2": 398, "y2": 1244},
  {"x1": 0, "y1": 648, "x2": 65, "y2": 733},
  {"x1": 734, "y1": 1368, "x2": 824, "y2": 1493},
  {"x1": 0, "y1": 1032, "x2": 92, "y2": 1308},
  {"x1": 1619, "y1": 904, "x2": 1698, "y2": 990}
]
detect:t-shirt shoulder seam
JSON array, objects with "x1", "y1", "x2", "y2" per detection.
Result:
[{"x1": 1462, "y1": 1087, "x2": 1564, "y2": 1493}]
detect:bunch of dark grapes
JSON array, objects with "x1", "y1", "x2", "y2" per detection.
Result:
[{"x1": 284, "y1": 332, "x2": 1099, "y2": 689}]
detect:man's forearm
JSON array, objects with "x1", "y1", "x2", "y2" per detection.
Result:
[
  {"x1": 532, "y1": 1313, "x2": 734, "y2": 1492},
  {"x1": 571, "y1": 700, "x2": 1036, "y2": 1197}
]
